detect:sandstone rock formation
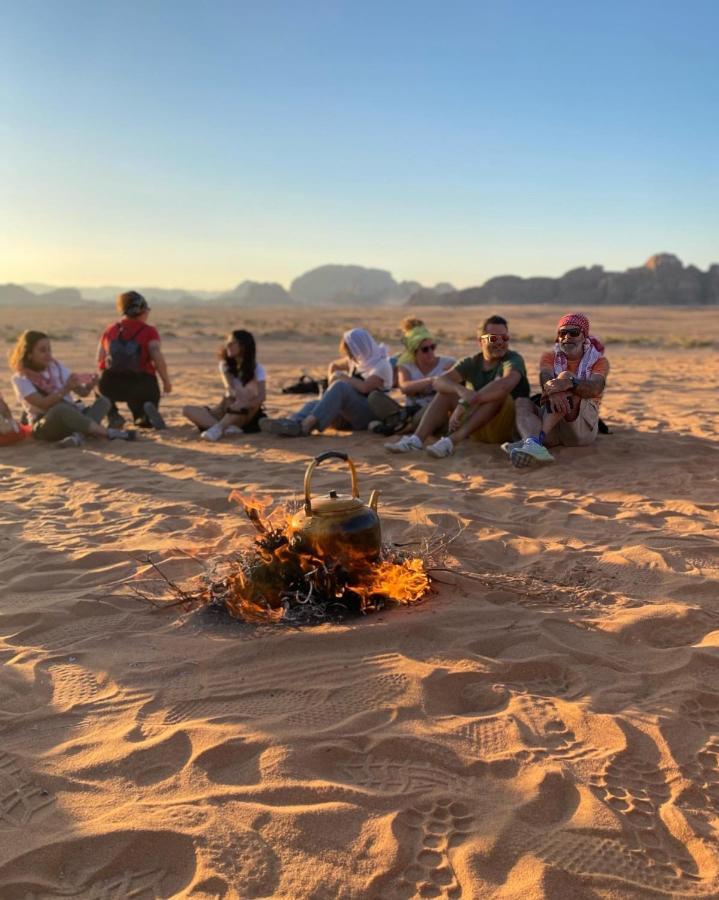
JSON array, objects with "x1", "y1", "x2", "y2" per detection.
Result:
[
  {"x1": 216, "y1": 281, "x2": 293, "y2": 306},
  {"x1": 409, "y1": 255, "x2": 719, "y2": 307}
]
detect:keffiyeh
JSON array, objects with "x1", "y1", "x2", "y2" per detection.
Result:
[
  {"x1": 20, "y1": 359, "x2": 65, "y2": 396},
  {"x1": 553, "y1": 313, "x2": 605, "y2": 380}
]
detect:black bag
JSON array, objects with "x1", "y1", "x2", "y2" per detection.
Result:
[{"x1": 106, "y1": 323, "x2": 147, "y2": 374}]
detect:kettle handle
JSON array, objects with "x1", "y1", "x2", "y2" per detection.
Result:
[{"x1": 304, "y1": 451, "x2": 359, "y2": 515}]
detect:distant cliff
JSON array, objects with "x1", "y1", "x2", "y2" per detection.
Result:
[
  {"x1": 409, "y1": 255, "x2": 719, "y2": 307},
  {"x1": 289, "y1": 265, "x2": 453, "y2": 306}
]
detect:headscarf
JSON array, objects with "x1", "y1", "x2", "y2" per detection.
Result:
[
  {"x1": 20, "y1": 359, "x2": 65, "y2": 396},
  {"x1": 397, "y1": 323, "x2": 434, "y2": 366},
  {"x1": 553, "y1": 312, "x2": 605, "y2": 380},
  {"x1": 343, "y1": 328, "x2": 388, "y2": 376}
]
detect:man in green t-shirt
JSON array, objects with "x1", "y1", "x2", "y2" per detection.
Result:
[{"x1": 385, "y1": 315, "x2": 529, "y2": 458}]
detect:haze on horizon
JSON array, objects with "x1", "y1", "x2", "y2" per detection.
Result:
[{"x1": 2, "y1": 0, "x2": 717, "y2": 292}]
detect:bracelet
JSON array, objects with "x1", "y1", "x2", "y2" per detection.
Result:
[{"x1": 458, "y1": 399, "x2": 470, "y2": 408}]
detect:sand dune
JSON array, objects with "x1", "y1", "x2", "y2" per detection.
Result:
[{"x1": 1, "y1": 304, "x2": 718, "y2": 898}]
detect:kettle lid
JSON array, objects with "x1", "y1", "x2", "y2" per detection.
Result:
[{"x1": 309, "y1": 489, "x2": 366, "y2": 516}]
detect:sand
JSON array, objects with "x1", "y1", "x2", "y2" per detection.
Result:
[{"x1": 0, "y1": 303, "x2": 718, "y2": 899}]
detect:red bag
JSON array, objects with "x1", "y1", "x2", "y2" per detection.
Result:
[{"x1": 0, "y1": 423, "x2": 31, "y2": 446}]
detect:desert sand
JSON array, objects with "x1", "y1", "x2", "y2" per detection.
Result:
[{"x1": 1, "y1": 303, "x2": 718, "y2": 899}]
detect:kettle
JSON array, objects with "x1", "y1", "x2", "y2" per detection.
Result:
[{"x1": 286, "y1": 451, "x2": 381, "y2": 567}]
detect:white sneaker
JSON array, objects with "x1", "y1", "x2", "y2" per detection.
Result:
[
  {"x1": 426, "y1": 435, "x2": 455, "y2": 458},
  {"x1": 201, "y1": 423, "x2": 224, "y2": 442},
  {"x1": 501, "y1": 439, "x2": 525, "y2": 457},
  {"x1": 224, "y1": 425, "x2": 242, "y2": 435},
  {"x1": 385, "y1": 434, "x2": 423, "y2": 453}
]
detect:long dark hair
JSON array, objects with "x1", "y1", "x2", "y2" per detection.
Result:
[{"x1": 220, "y1": 329, "x2": 257, "y2": 385}]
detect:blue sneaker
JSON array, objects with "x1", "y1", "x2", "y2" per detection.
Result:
[{"x1": 510, "y1": 438, "x2": 554, "y2": 468}]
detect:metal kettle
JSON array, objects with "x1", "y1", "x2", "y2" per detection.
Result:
[{"x1": 286, "y1": 451, "x2": 381, "y2": 566}]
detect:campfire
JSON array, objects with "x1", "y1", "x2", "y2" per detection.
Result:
[
  {"x1": 135, "y1": 452, "x2": 432, "y2": 626},
  {"x1": 213, "y1": 492, "x2": 430, "y2": 625}
]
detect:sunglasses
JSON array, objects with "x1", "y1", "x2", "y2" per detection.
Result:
[
  {"x1": 418, "y1": 343, "x2": 436, "y2": 353},
  {"x1": 481, "y1": 333, "x2": 510, "y2": 344},
  {"x1": 558, "y1": 327, "x2": 582, "y2": 338}
]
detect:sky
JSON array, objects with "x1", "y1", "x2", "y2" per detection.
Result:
[{"x1": 1, "y1": 0, "x2": 717, "y2": 291}]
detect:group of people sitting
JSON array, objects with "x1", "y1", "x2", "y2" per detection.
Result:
[{"x1": 0, "y1": 290, "x2": 609, "y2": 467}]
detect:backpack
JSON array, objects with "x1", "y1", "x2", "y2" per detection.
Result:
[{"x1": 106, "y1": 323, "x2": 147, "y2": 374}]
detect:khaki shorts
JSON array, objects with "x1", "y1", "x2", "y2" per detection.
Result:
[{"x1": 545, "y1": 399, "x2": 599, "y2": 447}]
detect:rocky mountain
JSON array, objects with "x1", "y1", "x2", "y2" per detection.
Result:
[
  {"x1": 216, "y1": 281, "x2": 293, "y2": 306},
  {"x1": 0, "y1": 284, "x2": 85, "y2": 306},
  {"x1": 409, "y1": 254, "x2": 719, "y2": 307}
]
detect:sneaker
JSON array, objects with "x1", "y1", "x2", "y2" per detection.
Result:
[
  {"x1": 501, "y1": 438, "x2": 526, "y2": 457},
  {"x1": 385, "y1": 433, "x2": 423, "y2": 453},
  {"x1": 224, "y1": 425, "x2": 242, "y2": 435},
  {"x1": 258, "y1": 417, "x2": 302, "y2": 437},
  {"x1": 370, "y1": 419, "x2": 400, "y2": 436},
  {"x1": 510, "y1": 438, "x2": 554, "y2": 468},
  {"x1": 54, "y1": 432, "x2": 85, "y2": 449},
  {"x1": 107, "y1": 428, "x2": 137, "y2": 441},
  {"x1": 201, "y1": 423, "x2": 224, "y2": 442},
  {"x1": 142, "y1": 402, "x2": 167, "y2": 430},
  {"x1": 426, "y1": 435, "x2": 455, "y2": 458}
]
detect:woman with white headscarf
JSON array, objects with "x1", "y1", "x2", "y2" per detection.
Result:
[{"x1": 260, "y1": 328, "x2": 393, "y2": 436}]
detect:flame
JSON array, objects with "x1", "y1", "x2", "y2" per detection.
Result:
[
  {"x1": 228, "y1": 490, "x2": 274, "y2": 534},
  {"x1": 221, "y1": 488, "x2": 430, "y2": 623},
  {"x1": 349, "y1": 558, "x2": 429, "y2": 606}
]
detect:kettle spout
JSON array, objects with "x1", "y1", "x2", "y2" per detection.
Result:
[{"x1": 368, "y1": 489, "x2": 380, "y2": 512}]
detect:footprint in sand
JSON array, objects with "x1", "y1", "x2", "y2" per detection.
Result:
[
  {"x1": 370, "y1": 798, "x2": 474, "y2": 899},
  {"x1": 422, "y1": 670, "x2": 509, "y2": 718},
  {"x1": 588, "y1": 748, "x2": 701, "y2": 886},
  {"x1": 195, "y1": 827, "x2": 280, "y2": 898},
  {"x1": 513, "y1": 697, "x2": 593, "y2": 763},
  {"x1": 8, "y1": 613, "x2": 131, "y2": 652},
  {"x1": 47, "y1": 662, "x2": 102, "y2": 710},
  {"x1": 0, "y1": 829, "x2": 195, "y2": 898},
  {"x1": 22, "y1": 868, "x2": 168, "y2": 900},
  {"x1": 679, "y1": 738, "x2": 719, "y2": 827},
  {"x1": 0, "y1": 751, "x2": 53, "y2": 827},
  {"x1": 681, "y1": 691, "x2": 719, "y2": 734},
  {"x1": 498, "y1": 657, "x2": 584, "y2": 700}
]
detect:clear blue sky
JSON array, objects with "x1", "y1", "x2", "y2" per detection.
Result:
[{"x1": 2, "y1": 0, "x2": 717, "y2": 290}]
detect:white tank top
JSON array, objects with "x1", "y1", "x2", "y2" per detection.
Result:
[{"x1": 400, "y1": 356, "x2": 455, "y2": 407}]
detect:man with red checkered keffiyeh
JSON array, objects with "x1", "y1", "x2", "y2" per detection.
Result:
[{"x1": 502, "y1": 312, "x2": 610, "y2": 467}]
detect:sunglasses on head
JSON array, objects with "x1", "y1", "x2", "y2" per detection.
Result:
[
  {"x1": 418, "y1": 343, "x2": 436, "y2": 353},
  {"x1": 558, "y1": 327, "x2": 583, "y2": 338},
  {"x1": 481, "y1": 333, "x2": 510, "y2": 344}
]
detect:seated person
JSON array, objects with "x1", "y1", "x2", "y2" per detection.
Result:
[
  {"x1": 385, "y1": 315, "x2": 528, "y2": 458},
  {"x1": 505, "y1": 312, "x2": 609, "y2": 467},
  {"x1": 368, "y1": 318, "x2": 455, "y2": 435},
  {"x1": 182, "y1": 330, "x2": 267, "y2": 441},
  {"x1": 0, "y1": 391, "x2": 30, "y2": 445},
  {"x1": 9, "y1": 330, "x2": 134, "y2": 447},
  {"x1": 260, "y1": 328, "x2": 393, "y2": 436},
  {"x1": 97, "y1": 291, "x2": 172, "y2": 429}
]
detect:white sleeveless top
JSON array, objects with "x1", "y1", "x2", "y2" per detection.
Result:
[{"x1": 400, "y1": 356, "x2": 455, "y2": 408}]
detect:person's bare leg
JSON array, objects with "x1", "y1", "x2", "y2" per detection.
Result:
[
  {"x1": 449, "y1": 398, "x2": 504, "y2": 445},
  {"x1": 515, "y1": 397, "x2": 543, "y2": 440},
  {"x1": 218, "y1": 405, "x2": 260, "y2": 431},
  {"x1": 183, "y1": 405, "x2": 217, "y2": 430},
  {"x1": 414, "y1": 393, "x2": 457, "y2": 442}
]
